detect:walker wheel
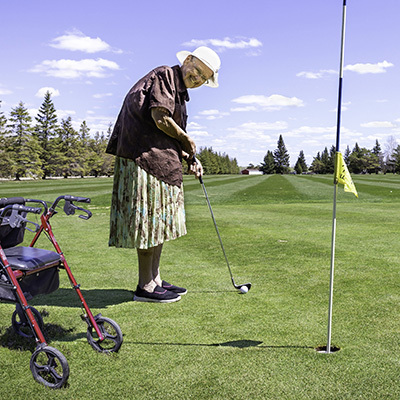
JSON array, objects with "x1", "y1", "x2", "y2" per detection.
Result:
[
  {"x1": 12, "y1": 305, "x2": 44, "y2": 338},
  {"x1": 87, "y1": 315, "x2": 123, "y2": 353},
  {"x1": 30, "y1": 345, "x2": 69, "y2": 389}
]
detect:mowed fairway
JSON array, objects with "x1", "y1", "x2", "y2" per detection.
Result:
[{"x1": 1, "y1": 174, "x2": 400, "y2": 399}]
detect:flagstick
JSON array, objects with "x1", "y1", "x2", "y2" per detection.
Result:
[{"x1": 326, "y1": 0, "x2": 347, "y2": 354}]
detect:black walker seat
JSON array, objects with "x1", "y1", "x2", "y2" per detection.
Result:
[
  {"x1": 0, "y1": 247, "x2": 61, "y2": 302},
  {"x1": 4, "y1": 246, "x2": 61, "y2": 271}
]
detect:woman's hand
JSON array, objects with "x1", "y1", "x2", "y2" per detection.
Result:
[{"x1": 188, "y1": 157, "x2": 203, "y2": 179}]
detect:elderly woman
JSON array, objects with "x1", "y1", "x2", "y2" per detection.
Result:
[{"x1": 106, "y1": 47, "x2": 221, "y2": 303}]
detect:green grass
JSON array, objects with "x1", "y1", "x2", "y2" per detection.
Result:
[{"x1": 1, "y1": 174, "x2": 400, "y2": 399}]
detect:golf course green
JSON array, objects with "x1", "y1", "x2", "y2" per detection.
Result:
[{"x1": 0, "y1": 173, "x2": 399, "y2": 399}]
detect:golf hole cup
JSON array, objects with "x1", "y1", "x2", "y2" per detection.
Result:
[{"x1": 239, "y1": 286, "x2": 248, "y2": 294}]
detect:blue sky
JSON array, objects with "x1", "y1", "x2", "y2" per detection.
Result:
[{"x1": 1, "y1": 0, "x2": 399, "y2": 167}]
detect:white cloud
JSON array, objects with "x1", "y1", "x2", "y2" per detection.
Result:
[
  {"x1": 296, "y1": 69, "x2": 336, "y2": 79},
  {"x1": 197, "y1": 109, "x2": 230, "y2": 120},
  {"x1": 297, "y1": 61, "x2": 393, "y2": 79},
  {"x1": 182, "y1": 37, "x2": 262, "y2": 51},
  {"x1": 361, "y1": 121, "x2": 396, "y2": 128},
  {"x1": 344, "y1": 60, "x2": 394, "y2": 74},
  {"x1": 227, "y1": 121, "x2": 288, "y2": 142},
  {"x1": 187, "y1": 121, "x2": 204, "y2": 130},
  {"x1": 49, "y1": 30, "x2": 119, "y2": 53},
  {"x1": 198, "y1": 109, "x2": 220, "y2": 116},
  {"x1": 0, "y1": 88, "x2": 12, "y2": 95},
  {"x1": 81, "y1": 114, "x2": 114, "y2": 133},
  {"x1": 232, "y1": 94, "x2": 304, "y2": 111},
  {"x1": 27, "y1": 108, "x2": 38, "y2": 119},
  {"x1": 294, "y1": 126, "x2": 336, "y2": 135},
  {"x1": 93, "y1": 92, "x2": 113, "y2": 99},
  {"x1": 57, "y1": 109, "x2": 77, "y2": 120},
  {"x1": 188, "y1": 130, "x2": 210, "y2": 138},
  {"x1": 331, "y1": 101, "x2": 351, "y2": 113},
  {"x1": 187, "y1": 121, "x2": 210, "y2": 139},
  {"x1": 30, "y1": 58, "x2": 120, "y2": 79},
  {"x1": 35, "y1": 87, "x2": 60, "y2": 98},
  {"x1": 238, "y1": 121, "x2": 288, "y2": 131},
  {"x1": 230, "y1": 106, "x2": 258, "y2": 112}
]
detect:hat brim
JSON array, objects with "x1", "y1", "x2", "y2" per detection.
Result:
[{"x1": 176, "y1": 50, "x2": 219, "y2": 88}]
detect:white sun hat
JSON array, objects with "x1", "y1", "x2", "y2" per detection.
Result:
[{"x1": 176, "y1": 46, "x2": 221, "y2": 88}]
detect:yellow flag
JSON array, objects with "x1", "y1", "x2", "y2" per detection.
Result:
[{"x1": 334, "y1": 152, "x2": 358, "y2": 197}]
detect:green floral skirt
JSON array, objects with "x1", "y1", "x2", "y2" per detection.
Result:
[{"x1": 109, "y1": 157, "x2": 187, "y2": 249}]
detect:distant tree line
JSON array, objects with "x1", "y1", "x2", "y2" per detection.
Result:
[
  {"x1": 0, "y1": 93, "x2": 241, "y2": 180},
  {"x1": 0, "y1": 93, "x2": 114, "y2": 180},
  {"x1": 196, "y1": 147, "x2": 240, "y2": 175},
  {"x1": 260, "y1": 134, "x2": 400, "y2": 175}
]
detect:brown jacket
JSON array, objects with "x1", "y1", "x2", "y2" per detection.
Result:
[{"x1": 106, "y1": 65, "x2": 189, "y2": 186}]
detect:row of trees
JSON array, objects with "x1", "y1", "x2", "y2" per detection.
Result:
[
  {"x1": 260, "y1": 135, "x2": 400, "y2": 175},
  {"x1": 0, "y1": 94, "x2": 114, "y2": 180},
  {"x1": 0, "y1": 93, "x2": 239, "y2": 180},
  {"x1": 2, "y1": 92, "x2": 399, "y2": 180},
  {"x1": 196, "y1": 147, "x2": 240, "y2": 175}
]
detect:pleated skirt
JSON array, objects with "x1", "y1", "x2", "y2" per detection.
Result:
[{"x1": 109, "y1": 157, "x2": 186, "y2": 249}]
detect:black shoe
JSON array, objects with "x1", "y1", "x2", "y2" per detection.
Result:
[
  {"x1": 133, "y1": 285, "x2": 181, "y2": 303},
  {"x1": 162, "y1": 280, "x2": 187, "y2": 295}
]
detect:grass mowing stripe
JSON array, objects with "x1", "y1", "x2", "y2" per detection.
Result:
[
  {"x1": 295, "y1": 174, "x2": 400, "y2": 203},
  {"x1": 184, "y1": 175, "x2": 271, "y2": 205}
]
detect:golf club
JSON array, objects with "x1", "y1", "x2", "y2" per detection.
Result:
[{"x1": 194, "y1": 157, "x2": 251, "y2": 292}]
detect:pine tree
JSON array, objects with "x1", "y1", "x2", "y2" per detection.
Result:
[
  {"x1": 7, "y1": 102, "x2": 42, "y2": 180},
  {"x1": 348, "y1": 146, "x2": 380, "y2": 174},
  {"x1": 56, "y1": 116, "x2": 83, "y2": 178},
  {"x1": 0, "y1": 101, "x2": 14, "y2": 178},
  {"x1": 353, "y1": 142, "x2": 362, "y2": 156},
  {"x1": 310, "y1": 152, "x2": 324, "y2": 174},
  {"x1": 392, "y1": 145, "x2": 400, "y2": 174},
  {"x1": 327, "y1": 145, "x2": 335, "y2": 174},
  {"x1": 87, "y1": 131, "x2": 109, "y2": 177},
  {"x1": 320, "y1": 147, "x2": 329, "y2": 174},
  {"x1": 372, "y1": 139, "x2": 383, "y2": 173},
  {"x1": 261, "y1": 150, "x2": 275, "y2": 174},
  {"x1": 35, "y1": 91, "x2": 59, "y2": 179},
  {"x1": 344, "y1": 145, "x2": 351, "y2": 164},
  {"x1": 101, "y1": 123, "x2": 115, "y2": 176},
  {"x1": 78, "y1": 120, "x2": 91, "y2": 176},
  {"x1": 273, "y1": 135, "x2": 290, "y2": 174},
  {"x1": 294, "y1": 150, "x2": 307, "y2": 174}
]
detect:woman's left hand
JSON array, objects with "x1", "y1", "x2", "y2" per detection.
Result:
[{"x1": 189, "y1": 158, "x2": 203, "y2": 179}]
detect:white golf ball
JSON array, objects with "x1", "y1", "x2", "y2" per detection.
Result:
[{"x1": 239, "y1": 286, "x2": 248, "y2": 294}]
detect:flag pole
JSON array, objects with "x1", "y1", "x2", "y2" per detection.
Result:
[{"x1": 326, "y1": 0, "x2": 347, "y2": 354}]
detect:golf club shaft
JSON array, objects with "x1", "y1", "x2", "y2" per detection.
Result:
[{"x1": 198, "y1": 175, "x2": 235, "y2": 284}]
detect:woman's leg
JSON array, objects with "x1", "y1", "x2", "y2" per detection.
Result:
[
  {"x1": 135, "y1": 244, "x2": 180, "y2": 302},
  {"x1": 137, "y1": 243, "x2": 163, "y2": 292},
  {"x1": 151, "y1": 243, "x2": 163, "y2": 287}
]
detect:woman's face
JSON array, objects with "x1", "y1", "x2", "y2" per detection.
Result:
[{"x1": 181, "y1": 56, "x2": 214, "y2": 89}]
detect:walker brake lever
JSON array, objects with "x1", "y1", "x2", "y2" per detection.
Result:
[{"x1": 63, "y1": 200, "x2": 92, "y2": 220}]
